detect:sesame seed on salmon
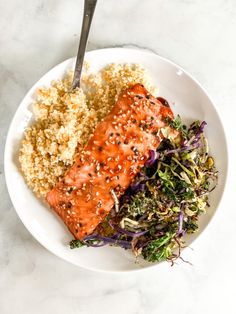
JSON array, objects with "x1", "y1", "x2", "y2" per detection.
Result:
[{"x1": 46, "y1": 83, "x2": 175, "y2": 240}]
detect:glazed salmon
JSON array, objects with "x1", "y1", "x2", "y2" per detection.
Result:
[{"x1": 46, "y1": 84, "x2": 175, "y2": 240}]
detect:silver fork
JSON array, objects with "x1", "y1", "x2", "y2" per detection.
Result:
[{"x1": 72, "y1": 0, "x2": 97, "y2": 89}]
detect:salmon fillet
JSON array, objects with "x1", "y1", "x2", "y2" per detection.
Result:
[{"x1": 46, "y1": 84, "x2": 174, "y2": 240}]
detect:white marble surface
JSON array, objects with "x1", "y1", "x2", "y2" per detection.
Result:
[{"x1": 1, "y1": 0, "x2": 236, "y2": 313}]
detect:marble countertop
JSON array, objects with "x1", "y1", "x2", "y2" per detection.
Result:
[{"x1": 1, "y1": 1, "x2": 236, "y2": 313}]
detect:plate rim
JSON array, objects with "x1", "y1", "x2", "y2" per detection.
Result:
[{"x1": 4, "y1": 47, "x2": 229, "y2": 273}]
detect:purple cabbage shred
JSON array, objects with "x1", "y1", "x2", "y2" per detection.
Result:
[{"x1": 145, "y1": 150, "x2": 159, "y2": 167}]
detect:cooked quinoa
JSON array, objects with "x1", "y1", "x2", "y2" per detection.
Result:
[{"x1": 19, "y1": 63, "x2": 156, "y2": 198}]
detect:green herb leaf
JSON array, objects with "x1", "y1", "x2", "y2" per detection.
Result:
[
  {"x1": 142, "y1": 232, "x2": 175, "y2": 262},
  {"x1": 70, "y1": 239, "x2": 85, "y2": 249},
  {"x1": 169, "y1": 115, "x2": 188, "y2": 138}
]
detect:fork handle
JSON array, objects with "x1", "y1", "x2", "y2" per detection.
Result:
[{"x1": 72, "y1": 0, "x2": 97, "y2": 89}]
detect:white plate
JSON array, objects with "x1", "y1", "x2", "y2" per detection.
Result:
[{"x1": 4, "y1": 48, "x2": 228, "y2": 272}]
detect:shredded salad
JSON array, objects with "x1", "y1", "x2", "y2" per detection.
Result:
[{"x1": 70, "y1": 115, "x2": 218, "y2": 263}]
